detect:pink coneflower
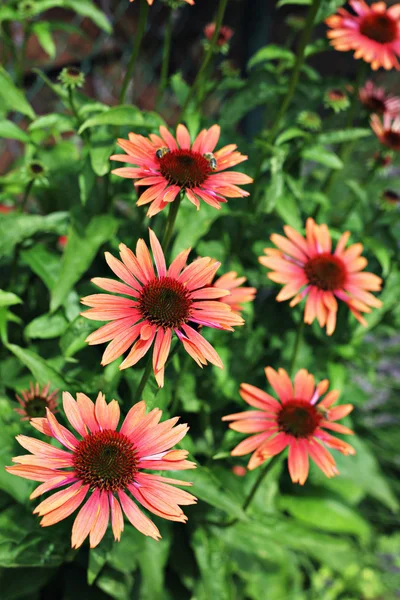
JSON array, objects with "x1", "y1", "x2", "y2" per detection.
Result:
[
  {"x1": 371, "y1": 114, "x2": 400, "y2": 150},
  {"x1": 258, "y1": 218, "x2": 382, "y2": 335},
  {"x1": 111, "y1": 124, "x2": 252, "y2": 217},
  {"x1": 81, "y1": 230, "x2": 243, "y2": 387},
  {"x1": 6, "y1": 392, "x2": 196, "y2": 548},
  {"x1": 204, "y1": 23, "x2": 234, "y2": 47},
  {"x1": 15, "y1": 382, "x2": 58, "y2": 420},
  {"x1": 359, "y1": 81, "x2": 400, "y2": 116},
  {"x1": 326, "y1": 1, "x2": 400, "y2": 71},
  {"x1": 213, "y1": 272, "x2": 256, "y2": 314},
  {"x1": 223, "y1": 367, "x2": 355, "y2": 482}
]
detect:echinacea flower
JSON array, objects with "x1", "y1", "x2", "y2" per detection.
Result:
[
  {"x1": 326, "y1": 1, "x2": 400, "y2": 71},
  {"x1": 6, "y1": 392, "x2": 196, "y2": 548},
  {"x1": 258, "y1": 218, "x2": 382, "y2": 335},
  {"x1": 223, "y1": 367, "x2": 355, "y2": 482},
  {"x1": 81, "y1": 230, "x2": 243, "y2": 387},
  {"x1": 297, "y1": 111, "x2": 322, "y2": 132},
  {"x1": 213, "y1": 272, "x2": 256, "y2": 314},
  {"x1": 58, "y1": 67, "x2": 85, "y2": 90},
  {"x1": 15, "y1": 382, "x2": 58, "y2": 420},
  {"x1": 111, "y1": 124, "x2": 252, "y2": 217},
  {"x1": 371, "y1": 114, "x2": 400, "y2": 150},
  {"x1": 324, "y1": 88, "x2": 350, "y2": 113},
  {"x1": 359, "y1": 80, "x2": 400, "y2": 116},
  {"x1": 204, "y1": 23, "x2": 234, "y2": 50}
]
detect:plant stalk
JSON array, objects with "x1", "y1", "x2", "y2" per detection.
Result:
[
  {"x1": 289, "y1": 319, "x2": 304, "y2": 376},
  {"x1": 119, "y1": 0, "x2": 149, "y2": 105},
  {"x1": 162, "y1": 193, "x2": 182, "y2": 250},
  {"x1": 179, "y1": 0, "x2": 229, "y2": 119},
  {"x1": 155, "y1": 8, "x2": 174, "y2": 110}
]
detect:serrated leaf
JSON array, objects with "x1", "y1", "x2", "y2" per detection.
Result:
[
  {"x1": 0, "y1": 66, "x2": 35, "y2": 119},
  {"x1": 317, "y1": 128, "x2": 371, "y2": 144},
  {"x1": 248, "y1": 45, "x2": 294, "y2": 70},
  {"x1": 50, "y1": 214, "x2": 118, "y2": 312},
  {"x1": 28, "y1": 113, "x2": 73, "y2": 133},
  {"x1": 62, "y1": 0, "x2": 112, "y2": 34}
]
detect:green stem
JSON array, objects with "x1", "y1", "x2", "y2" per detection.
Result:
[
  {"x1": 68, "y1": 87, "x2": 80, "y2": 124},
  {"x1": 289, "y1": 319, "x2": 304, "y2": 376},
  {"x1": 17, "y1": 25, "x2": 29, "y2": 87},
  {"x1": 179, "y1": 0, "x2": 229, "y2": 119},
  {"x1": 162, "y1": 193, "x2": 182, "y2": 250},
  {"x1": 340, "y1": 157, "x2": 379, "y2": 226},
  {"x1": 133, "y1": 354, "x2": 153, "y2": 405},
  {"x1": 20, "y1": 179, "x2": 34, "y2": 213},
  {"x1": 314, "y1": 61, "x2": 368, "y2": 219},
  {"x1": 265, "y1": 0, "x2": 322, "y2": 143},
  {"x1": 119, "y1": 0, "x2": 149, "y2": 105},
  {"x1": 155, "y1": 9, "x2": 174, "y2": 110},
  {"x1": 205, "y1": 455, "x2": 281, "y2": 528}
]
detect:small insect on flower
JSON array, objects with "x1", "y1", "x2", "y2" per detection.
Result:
[
  {"x1": 223, "y1": 367, "x2": 355, "y2": 483},
  {"x1": 111, "y1": 124, "x2": 252, "y2": 217},
  {"x1": 259, "y1": 218, "x2": 383, "y2": 335},
  {"x1": 6, "y1": 392, "x2": 197, "y2": 548},
  {"x1": 14, "y1": 382, "x2": 58, "y2": 420}
]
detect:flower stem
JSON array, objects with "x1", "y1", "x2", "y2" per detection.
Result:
[
  {"x1": 289, "y1": 319, "x2": 304, "y2": 376},
  {"x1": 179, "y1": 0, "x2": 229, "y2": 119},
  {"x1": 119, "y1": 0, "x2": 149, "y2": 105},
  {"x1": 133, "y1": 354, "x2": 153, "y2": 405},
  {"x1": 162, "y1": 193, "x2": 182, "y2": 250},
  {"x1": 155, "y1": 8, "x2": 174, "y2": 110},
  {"x1": 204, "y1": 455, "x2": 281, "y2": 528},
  {"x1": 20, "y1": 179, "x2": 34, "y2": 213},
  {"x1": 314, "y1": 61, "x2": 368, "y2": 219},
  {"x1": 265, "y1": 0, "x2": 322, "y2": 143}
]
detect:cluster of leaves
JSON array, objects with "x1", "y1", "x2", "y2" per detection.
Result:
[{"x1": 0, "y1": 0, "x2": 400, "y2": 598}]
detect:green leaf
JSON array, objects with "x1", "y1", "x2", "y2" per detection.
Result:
[
  {"x1": 28, "y1": 113, "x2": 74, "y2": 133},
  {"x1": 276, "y1": 127, "x2": 308, "y2": 146},
  {"x1": 0, "y1": 67, "x2": 35, "y2": 119},
  {"x1": 0, "y1": 504, "x2": 71, "y2": 567},
  {"x1": 6, "y1": 344, "x2": 67, "y2": 388},
  {"x1": 302, "y1": 145, "x2": 343, "y2": 169},
  {"x1": 248, "y1": 45, "x2": 295, "y2": 70},
  {"x1": 364, "y1": 236, "x2": 391, "y2": 277},
  {"x1": 279, "y1": 495, "x2": 371, "y2": 543},
  {"x1": 88, "y1": 532, "x2": 114, "y2": 585},
  {"x1": 89, "y1": 127, "x2": 114, "y2": 176},
  {"x1": 20, "y1": 244, "x2": 62, "y2": 292},
  {"x1": 78, "y1": 156, "x2": 96, "y2": 205},
  {"x1": 317, "y1": 128, "x2": 371, "y2": 144},
  {"x1": 137, "y1": 533, "x2": 171, "y2": 600},
  {"x1": 60, "y1": 316, "x2": 95, "y2": 357},
  {"x1": 31, "y1": 22, "x2": 56, "y2": 58},
  {"x1": 50, "y1": 214, "x2": 118, "y2": 312},
  {"x1": 177, "y1": 467, "x2": 247, "y2": 519},
  {"x1": 0, "y1": 212, "x2": 68, "y2": 258},
  {"x1": 25, "y1": 312, "x2": 68, "y2": 339},
  {"x1": 0, "y1": 120, "x2": 30, "y2": 143},
  {"x1": 170, "y1": 72, "x2": 190, "y2": 107},
  {"x1": 172, "y1": 202, "x2": 220, "y2": 255},
  {"x1": 62, "y1": 0, "x2": 112, "y2": 34},
  {"x1": 0, "y1": 290, "x2": 22, "y2": 307},
  {"x1": 78, "y1": 105, "x2": 144, "y2": 134},
  {"x1": 192, "y1": 529, "x2": 233, "y2": 600},
  {"x1": 276, "y1": 192, "x2": 302, "y2": 230}
]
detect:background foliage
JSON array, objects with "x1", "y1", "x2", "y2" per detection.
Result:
[{"x1": 0, "y1": 0, "x2": 400, "y2": 598}]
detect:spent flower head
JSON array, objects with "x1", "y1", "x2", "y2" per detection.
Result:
[{"x1": 58, "y1": 66, "x2": 85, "y2": 90}]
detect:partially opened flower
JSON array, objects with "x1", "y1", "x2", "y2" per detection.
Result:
[
  {"x1": 324, "y1": 88, "x2": 350, "y2": 113},
  {"x1": 81, "y1": 230, "x2": 244, "y2": 387},
  {"x1": 223, "y1": 367, "x2": 355, "y2": 482},
  {"x1": 111, "y1": 124, "x2": 252, "y2": 217},
  {"x1": 213, "y1": 272, "x2": 256, "y2": 314},
  {"x1": 359, "y1": 80, "x2": 400, "y2": 116},
  {"x1": 259, "y1": 218, "x2": 382, "y2": 335},
  {"x1": 371, "y1": 114, "x2": 400, "y2": 150},
  {"x1": 204, "y1": 23, "x2": 234, "y2": 52},
  {"x1": 6, "y1": 392, "x2": 196, "y2": 548},
  {"x1": 15, "y1": 382, "x2": 58, "y2": 420},
  {"x1": 326, "y1": 1, "x2": 400, "y2": 70}
]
